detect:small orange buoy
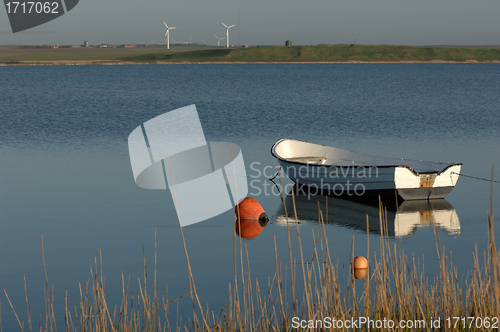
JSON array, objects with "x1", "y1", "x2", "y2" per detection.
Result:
[
  {"x1": 235, "y1": 197, "x2": 269, "y2": 223},
  {"x1": 352, "y1": 256, "x2": 368, "y2": 269},
  {"x1": 235, "y1": 197, "x2": 269, "y2": 240},
  {"x1": 353, "y1": 268, "x2": 368, "y2": 280}
]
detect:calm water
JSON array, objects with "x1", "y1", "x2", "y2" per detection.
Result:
[{"x1": 1, "y1": 63, "x2": 499, "y2": 329}]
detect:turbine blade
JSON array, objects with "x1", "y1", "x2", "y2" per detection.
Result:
[
  {"x1": 164, "y1": 22, "x2": 168, "y2": 28},
  {"x1": 213, "y1": 33, "x2": 218, "y2": 38},
  {"x1": 221, "y1": 22, "x2": 227, "y2": 28},
  {"x1": 228, "y1": 25, "x2": 235, "y2": 28},
  {"x1": 170, "y1": 27, "x2": 176, "y2": 30}
]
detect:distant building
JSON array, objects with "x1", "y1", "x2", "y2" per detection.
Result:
[
  {"x1": 84, "y1": 40, "x2": 89, "y2": 47},
  {"x1": 285, "y1": 40, "x2": 292, "y2": 47}
]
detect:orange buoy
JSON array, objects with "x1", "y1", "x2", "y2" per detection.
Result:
[
  {"x1": 353, "y1": 268, "x2": 368, "y2": 280},
  {"x1": 234, "y1": 197, "x2": 269, "y2": 240},
  {"x1": 352, "y1": 256, "x2": 368, "y2": 269},
  {"x1": 235, "y1": 197, "x2": 268, "y2": 222}
]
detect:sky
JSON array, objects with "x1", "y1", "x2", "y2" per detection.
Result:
[{"x1": 1, "y1": 0, "x2": 499, "y2": 47}]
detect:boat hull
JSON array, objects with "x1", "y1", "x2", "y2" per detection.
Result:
[
  {"x1": 396, "y1": 186, "x2": 455, "y2": 200},
  {"x1": 272, "y1": 138, "x2": 461, "y2": 201}
]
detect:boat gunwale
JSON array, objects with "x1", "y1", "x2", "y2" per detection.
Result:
[{"x1": 271, "y1": 138, "x2": 462, "y2": 176}]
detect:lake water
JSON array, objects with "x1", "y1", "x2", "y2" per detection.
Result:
[{"x1": 1, "y1": 63, "x2": 499, "y2": 329}]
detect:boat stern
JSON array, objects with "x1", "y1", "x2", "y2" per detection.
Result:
[{"x1": 395, "y1": 164, "x2": 461, "y2": 200}]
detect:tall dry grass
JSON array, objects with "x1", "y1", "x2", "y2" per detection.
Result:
[{"x1": 2, "y1": 169, "x2": 498, "y2": 331}]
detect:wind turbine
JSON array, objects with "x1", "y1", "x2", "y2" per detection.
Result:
[
  {"x1": 163, "y1": 22, "x2": 176, "y2": 49},
  {"x1": 213, "y1": 33, "x2": 226, "y2": 47},
  {"x1": 221, "y1": 22, "x2": 235, "y2": 48},
  {"x1": 182, "y1": 34, "x2": 193, "y2": 44}
]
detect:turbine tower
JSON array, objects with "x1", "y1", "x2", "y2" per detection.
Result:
[
  {"x1": 163, "y1": 22, "x2": 176, "y2": 49},
  {"x1": 182, "y1": 34, "x2": 193, "y2": 44},
  {"x1": 213, "y1": 33, "x2": 226, "y2": 47},
  {"x1": 221, "y1": 22, "x2": 235, "y2": 48}
]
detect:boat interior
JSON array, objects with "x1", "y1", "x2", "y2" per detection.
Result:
[{"x1": 273, "y1": 138, "x2": 458, "y2": 174}]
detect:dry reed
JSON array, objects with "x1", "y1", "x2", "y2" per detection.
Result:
[{"x1": 2, "y1": 170, "x2": 499, "y2": 331}]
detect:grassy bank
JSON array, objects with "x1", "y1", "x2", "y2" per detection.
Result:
[
  {"x1": 2, "y1": 181, "x2": 499, "y2": 331},
  {"x1": 1, "y1": 45, "x2": 500, "y2": 64},
  {"x1": 122, "y1": 45, "x2": 500, "y2": 63}
]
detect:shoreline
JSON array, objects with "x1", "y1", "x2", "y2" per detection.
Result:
[
  {"x1": 2, "y1": 59, "x2": 500, "y2": 66},
  {"x1": 2, "y1": 45, "x2": 499, "y2": 65}
]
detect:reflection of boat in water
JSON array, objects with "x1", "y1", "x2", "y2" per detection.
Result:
[
  {"x1": 271, "y1": 138, "x2": 462, "y2": 200},
  {"x1": 273, "y1": 192, "x2": 460, "y2": 237}
]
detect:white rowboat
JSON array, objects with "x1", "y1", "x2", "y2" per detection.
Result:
[{"x1": 271, "y1": 138, "x2": 461, "y2": 200}]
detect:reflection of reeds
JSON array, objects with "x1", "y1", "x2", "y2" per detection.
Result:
[{"x1": 2, "y1": 175, "x2": 499, "y2": 331}]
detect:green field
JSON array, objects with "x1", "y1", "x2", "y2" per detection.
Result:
[
  {"x1": 0, "y1": 44, "x2": 215, "y2": 63},
  {"x1": 122, "y1": 45, "x2": 500, "y2": 63},
  {"x1": 1, "y1": 44, "x2": 500, "y2": 64}
]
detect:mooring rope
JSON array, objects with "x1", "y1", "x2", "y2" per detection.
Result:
[
  {"x1": 451, "y1": 172, "x2": 500, "y2": 184},
  {"x1": 269, "y1": 170, "x2": 280, "y2": 181},
  {"x1": 269, "y1": 172, "x2": 283, "y2": 195}
]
